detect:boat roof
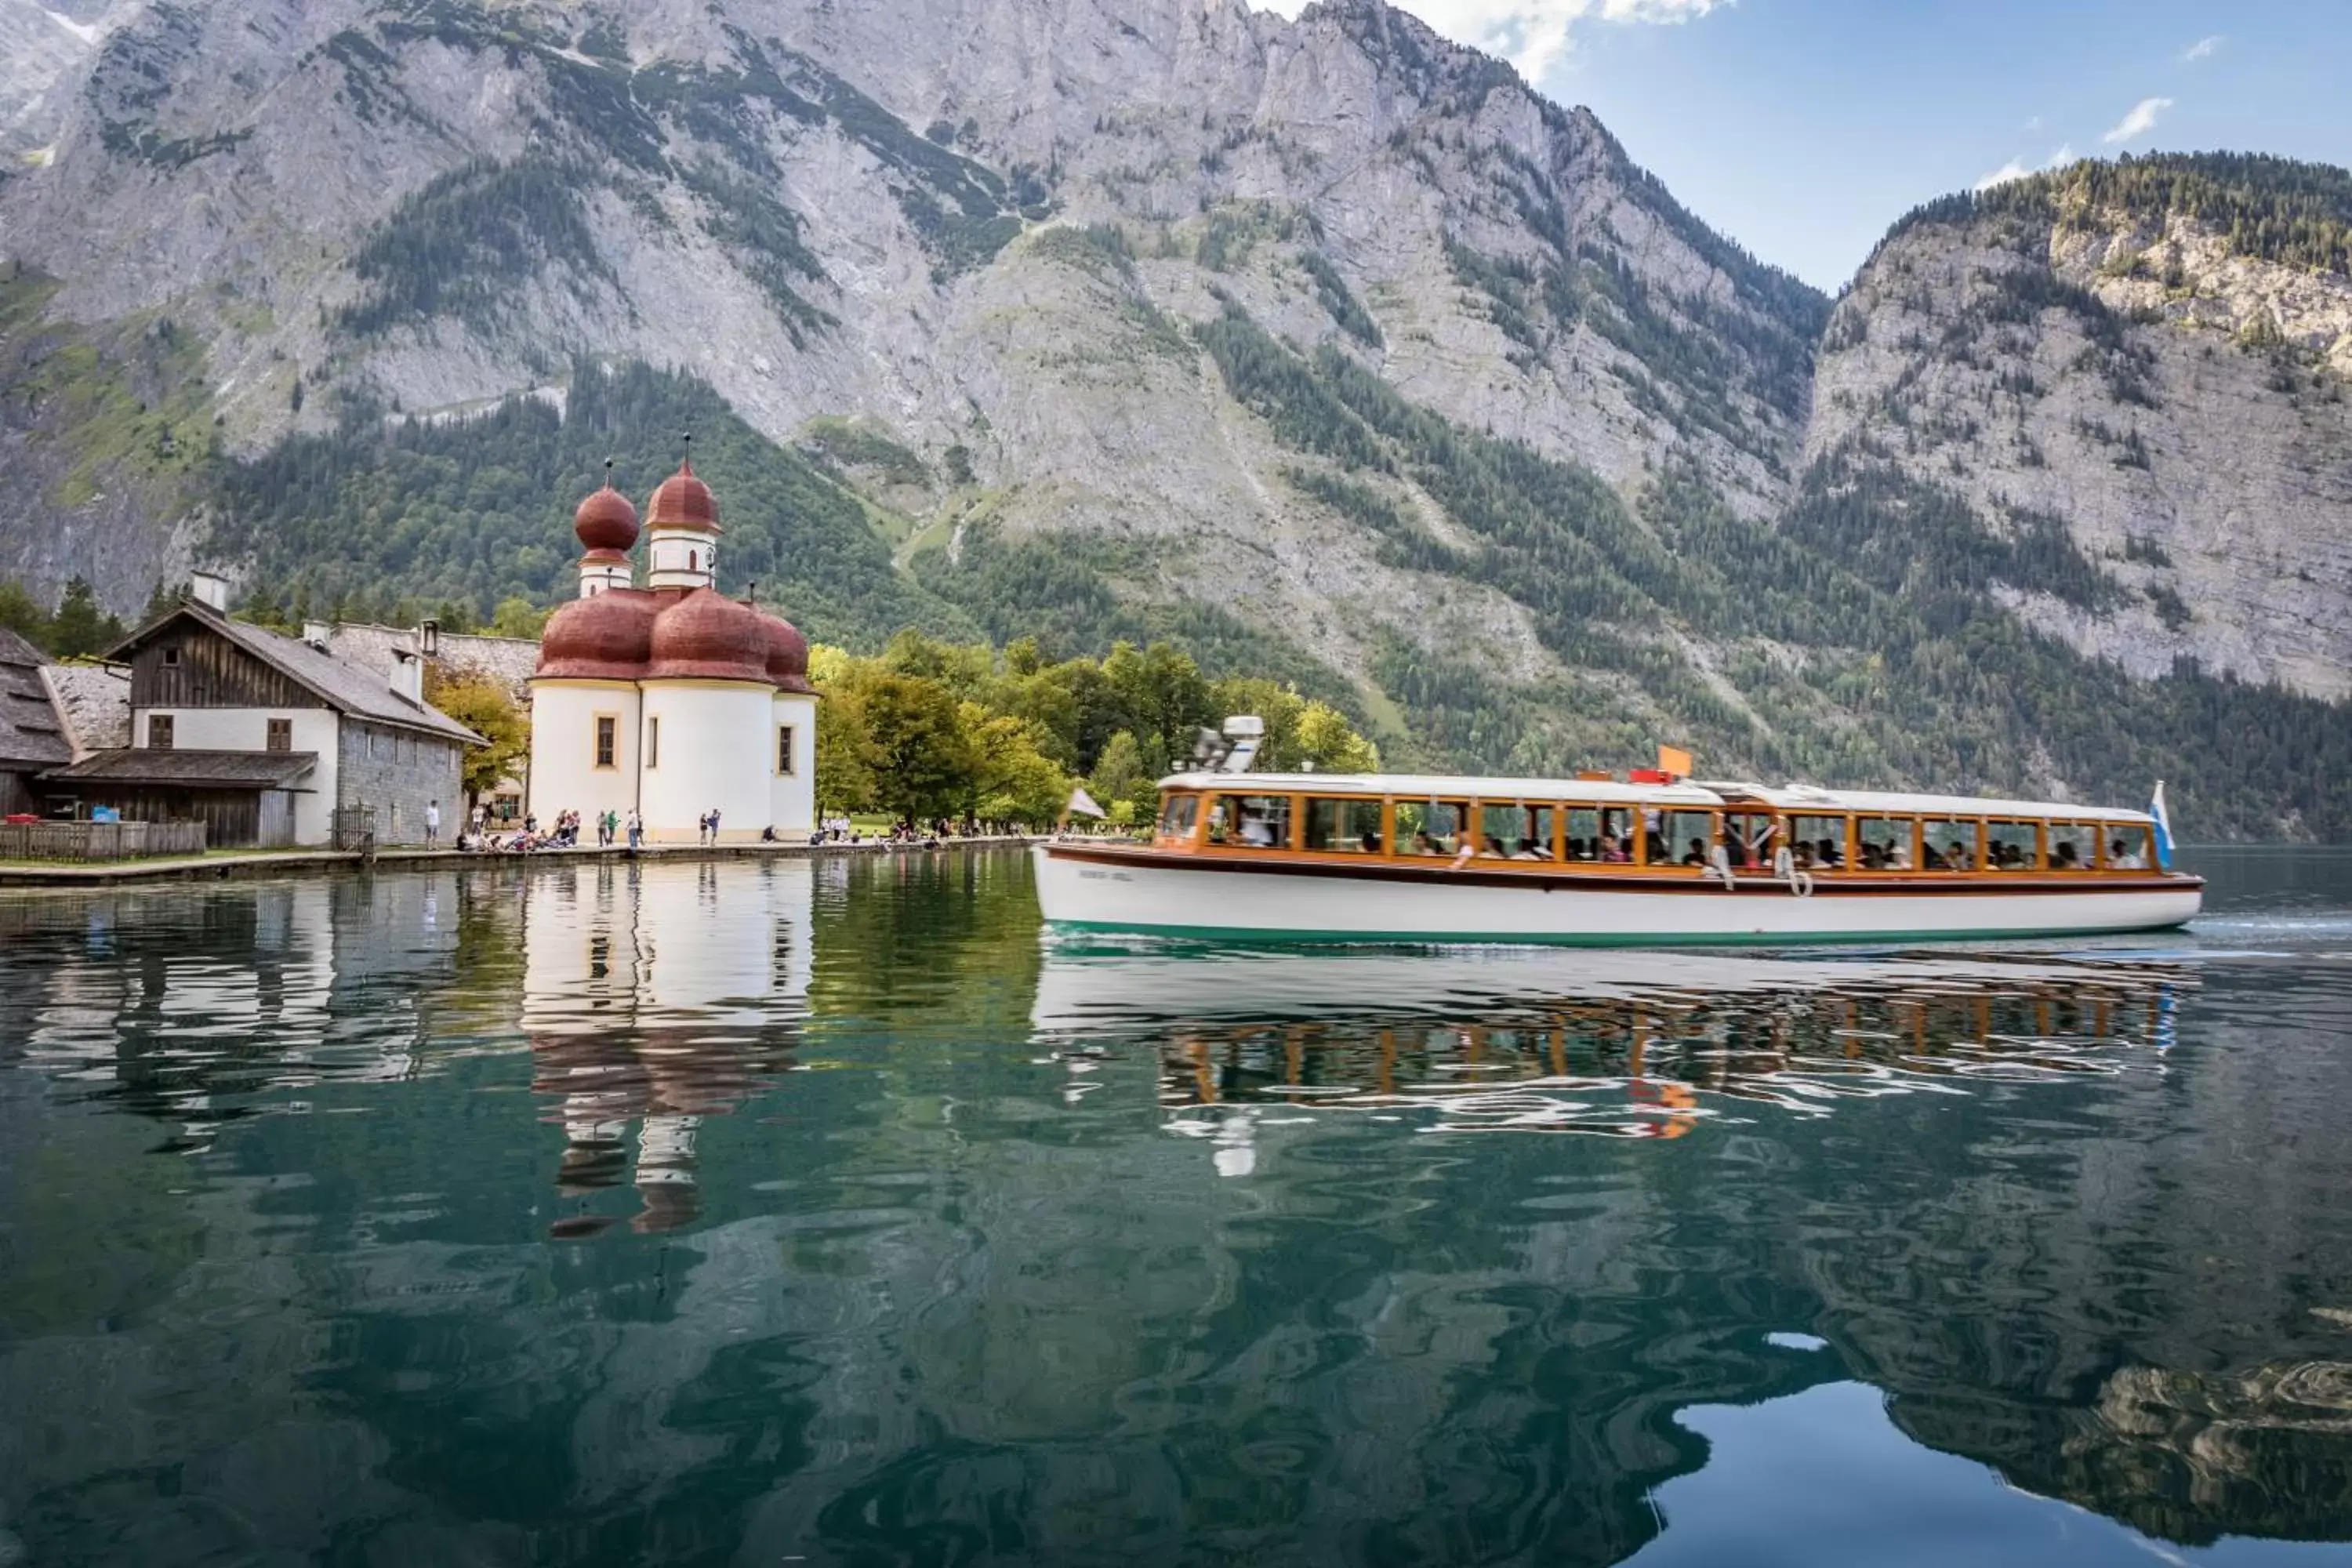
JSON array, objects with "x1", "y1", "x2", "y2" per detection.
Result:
[{"x1": 1156, "y1": 772, "x2": 2155, "y2": 824}]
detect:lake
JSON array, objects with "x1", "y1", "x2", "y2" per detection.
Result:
[{"x1": 2, "y1": 846, "x2": 2349, "y2": 1566}]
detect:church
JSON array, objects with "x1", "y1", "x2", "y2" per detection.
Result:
[{"x1": 528, "y1": 456, "x2": 817, "y2": 842}]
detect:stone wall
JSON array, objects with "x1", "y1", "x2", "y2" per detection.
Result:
[{"x1": 336, "y1": 720, "x2": 464, "y2": 844}]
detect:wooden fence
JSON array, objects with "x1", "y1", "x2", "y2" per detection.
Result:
[{"x1": 0, "y1": 821, "x2": 209, "y2": 862}]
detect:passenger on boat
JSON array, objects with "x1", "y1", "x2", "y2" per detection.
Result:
[
  {"x1": 1240, "y1": 814, "x2": 1273, "y2": 847},
  {"x1": 1603, "y1": 836, "x2": 1631, "y2": 863},
  {"x1": 1815, "y1": 837, "x2": 1842, "y2": 869},
  {"x1": 1566, "y1": 836, "x2": 1588, "y2": 861},
  {"x1": 1363, "y1": 829, "x2": 1382, "y2": 853},
  {"x1": 1944, "y1": 839, "x2": 1972, "y2": 871},
  {"x1": 2054, "y1": 841, "x2": 2082, "y2": 868},
  {"x1": 2110, "y1": 837, "x2": 2147, "y2": 869},
  {"x1": 1410, "y1": 829, "x2": 1438, "y2": 855},
  {"x1": 1680, "y1": 837, "x2": 1708, "y2": 867}
]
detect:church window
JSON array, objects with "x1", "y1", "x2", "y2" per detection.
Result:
[
  {"x1": 646, "y1": 716, "x2": 660, "y2": 770},
  {"x1": 777, "y1": 724, "x2": 796, "y2": 775},
  {"x1": 594, "y1": 715, "x2": 617, "y2": 768},
  {"x1": 267, "y1": 718, "x2": 292, "y2": 752},
  {"x1": 147, "y1": 714, "x2": 174, "y2": 750},
  {"x1": 689, "y1": 549, "x2": 699, "y2": 572}
]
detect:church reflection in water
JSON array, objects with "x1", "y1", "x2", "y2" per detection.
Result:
[{"x1": 520, "y1": 858, "x2": 811, "y2": 1237}]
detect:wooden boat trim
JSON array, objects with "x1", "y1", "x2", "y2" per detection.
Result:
[{"x1": 1039, "y1": 840, "x2": 2203, "y2": 898}]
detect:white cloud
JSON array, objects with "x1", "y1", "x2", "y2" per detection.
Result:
[
  {"x1": 2102, "y1": 96, "x2": 2172, "y2": 144},
  {"x1": 1973, "y1": 143, "x2": 2075, "y2": 193},
  {"x1": 2183, "y1": 34, "x2": 2223, "y2": 61},
  {"x1": 1250, "y1": 0, "x2": 1729, "y2": 80},
  {"x1": 1974, "y1": 158, "x2": 2035, "y2": 192}
]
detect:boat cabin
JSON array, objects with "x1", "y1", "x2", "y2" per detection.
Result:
[{"x1": 1145, "y1": 774, "x2": 2165, "y2": 877}]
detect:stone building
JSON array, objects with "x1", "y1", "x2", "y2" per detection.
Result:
[{"x1": 43, "y1": 583, "x2": 480, "y2": 847}]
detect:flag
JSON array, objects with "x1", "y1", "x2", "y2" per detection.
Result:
[
  {"x1": 2149, "y1": 780, "x2": 2174, "y2": 870},
  {"x1": 1657, "y1": 745, "x2": 1693, "y2": 780},
  {"x1": 1066, "y1": 786, "x2": 1107, "y2": 819}
]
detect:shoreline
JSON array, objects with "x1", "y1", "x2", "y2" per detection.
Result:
[{"x1": 0, "y1": 833, "x2": 1058, "y2": 889}]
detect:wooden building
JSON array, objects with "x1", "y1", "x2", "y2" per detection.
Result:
[
  {"x1": 42, "y1": 593, "x2": 481, "y2": 848},
  {"x1": 0, "y1": 627, "x2": 71, "y2": 815}
]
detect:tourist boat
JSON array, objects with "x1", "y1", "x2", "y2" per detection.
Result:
[{"x1": 1033, "y1": 749, "x2": 2203, "y2": 946}]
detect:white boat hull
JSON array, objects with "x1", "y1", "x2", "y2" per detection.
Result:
[{"x1": 1033, "y1": 845, "x2": 2202, "y2": 946}]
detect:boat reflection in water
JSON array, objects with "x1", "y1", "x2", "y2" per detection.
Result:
[
  {"x1": 520, "y1": 857, "x2": 812, "y2": 1236},
  {"x1": 1035, "y1": 941, "x2": 2188, "y2": 1152}
]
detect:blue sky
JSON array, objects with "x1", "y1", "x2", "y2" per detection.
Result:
[{"x1": 1267, "y1": 0, "x2": 2352, "y2": 292}]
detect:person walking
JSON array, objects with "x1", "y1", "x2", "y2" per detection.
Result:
[
  {"x1": 426, "y1": 800, "x2": 441, "y2": 847},
  {"x1": 708, "y1": 808, "x2": 721, "y2": 845}
]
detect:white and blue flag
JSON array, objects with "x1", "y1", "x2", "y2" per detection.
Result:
[{"x1": 2150, "y1": 780, "x2": 2174, "y2": 870}]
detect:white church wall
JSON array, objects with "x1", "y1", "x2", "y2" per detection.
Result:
[
  {"x1": 638, "y1": 681, "x2": 774, "y2": 841},
  {"x1": 529, "y1": 681, "x2": 641, "y2": 827},
  {"x1": 769, "y1": 692, "x2": 817, "y2": 836}
]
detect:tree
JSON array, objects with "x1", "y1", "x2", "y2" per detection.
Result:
[
  {"x1": 0, "y1": 579, "x2": 50, "y2": 650},
  {"x1": 1087, "y1": 730, "x2": 1159, "y2": 821},
  {"x1": 489, "y1": 596, "x2": 550, "y2": 639},
  {"x1": 858, "y1": 672, "x2": 975, "y2": 822},
  {"x1": 49, "y1": 578, "x2": 122, "y2": 659},
  {"x1": 1295, "y1": 701, "x2": 1381, "y2": 773},
  {"x1": 963, "y1": 705, "x2": 1069, "y2": 826},
  {"x1": 424, "y1": 666, "x2": 529, "y2": 809}
]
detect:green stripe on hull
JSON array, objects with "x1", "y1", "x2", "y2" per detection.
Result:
[{"x1": 1044, "y1": 919, "x2": 2193, "y2": 948}]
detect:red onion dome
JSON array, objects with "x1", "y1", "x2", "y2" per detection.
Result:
[
  {"x1": 535, "y1": 590, "x2": 659, "y2": 681},
  {"x1": 573, "y1": 485, "x2": 641, "y2": 553},
  {"x1": 646, "y1": 589, "x2": 771, "y2": 683},
  {"x1": 647, "y1": 459, "x2": 720, "y2": 534},
  {"x1": 760, "y1": 612, "x2": 812, "y2": 694}
]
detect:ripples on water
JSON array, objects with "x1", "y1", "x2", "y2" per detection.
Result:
[{"x1": 0, "y1": 847, "x2": 2347, "y2": 1566}]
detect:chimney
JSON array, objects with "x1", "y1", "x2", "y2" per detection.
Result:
[
  {"x1": 303, "y1": 620, "x2": 332, "y2": 649},
  {"x1": 390, "y1": 648, "x2": 424, "y2": 706},
  {"x1": 190, "y1": 571, "x2": 230, "y2": 612}
]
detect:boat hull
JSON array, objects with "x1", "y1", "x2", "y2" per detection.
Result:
[{"x1": 1033, "y1": 844, "x2": 2203, "y2": 946}]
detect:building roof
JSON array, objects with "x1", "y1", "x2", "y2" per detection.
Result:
[
  {"x1": 0, "y1": 626, "x2": 72, "y2": 770},
  {"x1": 40, "y1": 662, "x2": 132, "y2": 755},
  {"x1": 45, "y1": 748, "x2": 319, "y2": 788},
  {"x1": 106, "y1": 605, "x2": 484, "y2": 745},
  {"x1": 1158, "y1": 771, "x2": 2157, "y2": 825},
  {"x1": 324, "y1": 622, "x2": 542, "y2": 699}
]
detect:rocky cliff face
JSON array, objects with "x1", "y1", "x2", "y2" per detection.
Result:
[
  {"x1": 0, "y1": 0, "x2": 1813, "y2": 654},
  {"x1": 1, "y1": 2, "x2": 2347, "y2": 828},
  {"x1": 1812, "y1": 179, "x2": 2352, "y2": 697}
]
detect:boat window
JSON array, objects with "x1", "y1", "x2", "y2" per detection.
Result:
[
  {"x1": 1789, "y1": 814, "x2": 1847, "y2": 870},
  {"x1": 1650, "y1": 810, "x2": 1717, "y2": 869},
  {"x1": 2104, "y1": 824, "x2": 2154, "y2": 870},
  {"x1": 1985, "y1": 820, "x2": 2038, "y2": 870},
  {"x1": 1564, "y1": 807, "x2": 1605, "y2": 862},
  {"x1": 1304, "y1": 797, "x2": 1384, "y2": 854},
  {"x1": 1157, "y1": 793, "x2": 1200, "y2": 843},
  {"x1": 1921, "y1": 819, "x2": 1980, "y2": 871},
  {"x1": 1722, "y1": 811, "x2": 1780, "y2": 869},
  {"x1": 1208, "y1": 794, "x2": 1293, "y2": 848},
  {"x1": 1393, "y1": 800, "x2": 1467, "y2": 856},
  {"x1": 1855, "y1": 817, "x2": 1913, "y2": 870},
  {"x1": 2047, "y1": 822, "x2": 2096, "y2": 870},
  {"x1": 1480, "y1": 804, "x2": 1556, "y2": 859}
]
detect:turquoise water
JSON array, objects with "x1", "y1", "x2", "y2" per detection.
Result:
[{"x1": 1, "y1": 846, "x2": 2349, "y2": 1565}]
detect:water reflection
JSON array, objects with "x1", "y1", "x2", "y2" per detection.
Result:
[
  {"x1": 523, "y1": 859, "x2": 811, "y2": 1236},
  {"x1": 0, "y1": 851, "x2": 2345, "y2": 1566},
  {"x1": 1036, "y1": 945, "x2": 2189, "y2": 1145}
]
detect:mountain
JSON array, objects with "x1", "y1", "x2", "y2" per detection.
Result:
[{"x1": 1, "y1": 0, "x2": 2347, "y2": 834}]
